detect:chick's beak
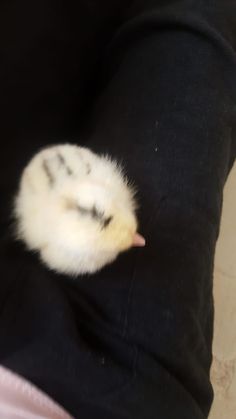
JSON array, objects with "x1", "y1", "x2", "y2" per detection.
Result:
[{"x1": 132, "y1": 233, "x2": 146, "y2": 247}]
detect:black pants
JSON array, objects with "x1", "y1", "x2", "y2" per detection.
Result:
[{"x1": 0, "y1": 1, "x2": 236, "y2": 418}]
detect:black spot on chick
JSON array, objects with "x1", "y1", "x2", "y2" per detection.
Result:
[
  {"x1": 42, "y1": 160, "x2": 55, "y2": 186},
  {"x1": 57, "y1": 152, "x2": 73, "y2": 175},
  {"x1": 86, "y1": 163, "x2": 91, "y2": 174},
  {"x1": 91, "y1": 205, "x2": 103, "y2": 221},
  {"x1": 76, "y1": 204, "x2": 112, "y2": 229},
  {"x1": 102, "y1": 215, "x2": 113, "y2": 229}
]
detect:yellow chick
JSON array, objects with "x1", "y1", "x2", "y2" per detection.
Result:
[{"x1": 14, "y1": 144, "x2": 145, "y2": 276}]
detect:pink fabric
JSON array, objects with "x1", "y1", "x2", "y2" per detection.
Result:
[{"x1": 0, "y1": 365, "x2": 73, "y2": 418}]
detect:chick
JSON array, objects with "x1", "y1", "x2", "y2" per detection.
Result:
[{"x1": 13, "y1": 144, "x2": 145, "y2": 276}]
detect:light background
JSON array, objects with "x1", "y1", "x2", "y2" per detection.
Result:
[{"x1": 209, "y1": 163, "x2": 236, "y2": 419}]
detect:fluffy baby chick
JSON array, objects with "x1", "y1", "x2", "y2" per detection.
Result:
[{"x1": 13, "y1": 144, "x2": 145, "y2": 276}]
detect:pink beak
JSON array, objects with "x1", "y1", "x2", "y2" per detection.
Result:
[{"x1": 132, "y1": 233, "x2": 146, "y2": 247}]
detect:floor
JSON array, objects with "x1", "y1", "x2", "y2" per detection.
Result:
[{"x1": 209, "y1": 163, "x2": 236, "y2": 419}]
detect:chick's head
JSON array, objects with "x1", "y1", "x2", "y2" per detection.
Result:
[{"x1": 52, "y1": 179, "x2": 144, "y2": 275}]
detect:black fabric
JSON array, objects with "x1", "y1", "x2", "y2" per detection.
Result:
[{"x1": 1, "y1": 1, "x2": 236, "y2": 418}]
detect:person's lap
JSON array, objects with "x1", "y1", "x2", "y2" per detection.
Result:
[{"x1": 0, "y1": 1, "x2": 236, "y2": 418}]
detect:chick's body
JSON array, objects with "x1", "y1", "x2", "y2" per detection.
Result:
[{"x1": 14, "y1": 144, "x2": 139, "y2": 276}]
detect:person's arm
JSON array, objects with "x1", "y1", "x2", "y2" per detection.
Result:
[{"x1": 77, "y1": 2, "x2": 236, "y2": 417}]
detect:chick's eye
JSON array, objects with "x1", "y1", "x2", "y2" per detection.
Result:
[{"x1": 64, "y1": 198, "x2": 113, "y2": 228}]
